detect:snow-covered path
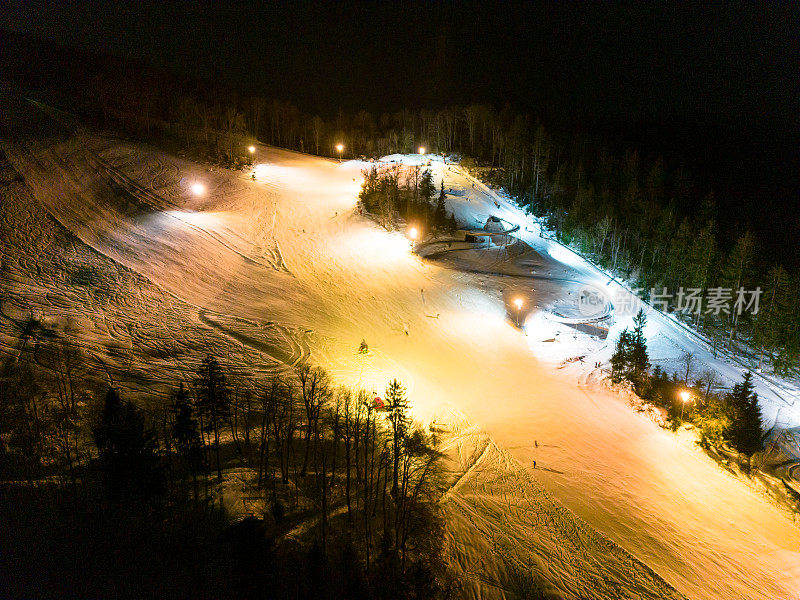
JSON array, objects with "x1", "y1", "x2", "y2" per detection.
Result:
[{"x1": 3, "y1": 93, "x2": 800, "y2": 599}]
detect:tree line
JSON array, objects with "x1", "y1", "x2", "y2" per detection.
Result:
[{"x1": 0, "y1": 318, "x2": 455, "y2": 599}]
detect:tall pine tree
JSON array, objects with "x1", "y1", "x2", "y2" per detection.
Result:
[
  {"x1": 724, "y1": 371, "x2": 762, "y2": 456},
  {"x1": 721, "y1": 231, "x2": 756, "y2": 344},
  {"x1": 195, "y1": 355, "x2": 230, "y2": 479},
  {"x1": 385, "y1": 379, "x2": 409, "y2": 498},
  {"x1": 610, "y1": 309, "x2": 649, "y2": 392},
  {"x1": 171, "y1": 383, "x2": 203, "y2": 498},
  {"x1": 419, "y1": 169, "x2": 435, "y2": 204},
  {"x1": 610, "y1": 329, "x2": 634, "y2": 385},
  {"x1": 755, "y1": 265, "x2": 792, "y2": 370},
  {"x1": 434, "y1": 180, "x2": 448, "y2": 230},
  {"x1": 93, "y1": 387, "x2": 162, "y2": 501},
  {"x1": 629, "y1": 309, "x2": 650, "y2": 387}
]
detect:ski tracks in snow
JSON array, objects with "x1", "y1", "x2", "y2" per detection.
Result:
[{"x1": 438, "y1": 419, "x2": 687, "y2": 600}]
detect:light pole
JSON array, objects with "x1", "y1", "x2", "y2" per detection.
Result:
[
  {"x1": 248, "y1": 146, "x2": 256, "y2": 175},
  {"x1": 679, "y1": 390, "x2": 692, "y2": 421},
  {"x1": 514, "y1": 297, "x2": 523, "y2": 327},
  {"x1": 336, "y1": 143, "x2": 344, "y2": 162}
]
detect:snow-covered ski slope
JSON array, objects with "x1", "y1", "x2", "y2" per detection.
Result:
[{"x1": 2, "y1": 89, "x2": 799, "y2": 599}]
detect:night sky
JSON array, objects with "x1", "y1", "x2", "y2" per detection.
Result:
[
  {"x1": 2, "y1": 1, "x2": 798, "y2": 245},
  {"x1": 3, "y1": 2, "x2": 796, "y2": 118}
]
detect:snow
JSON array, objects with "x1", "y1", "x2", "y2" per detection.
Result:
[{"x1": 2, "y1": 87, "x2": 800, "y2": 599}]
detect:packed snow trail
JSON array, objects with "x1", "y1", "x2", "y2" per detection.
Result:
[
  {"x1": 2, "y1": 90, "x2": 800, "y2": 599},
  {"x1": 438, "y1": 420, "x2": 687, "y2": 599}
]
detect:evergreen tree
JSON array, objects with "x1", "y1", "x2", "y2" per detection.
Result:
[
  {"x1": 195, "y1": 355, "x2": 231, "y2": 479},
  {"x1": 171, "y1": 383, "x2": 203, "y2": 496},
  {"x1": 724, "y1": 371, "x2": 763, "y2": 456},
  {"x1": 419, "y1": 169, "x2": 435, "y2": 204},
  {"x1": 447, "y1": 212, "x2": 458, "y2": 233},
  {"x1": 645, "y1": 157, "x2": 665, "y2": 204},
  {"x1": 385, "y1": 379, "x2": 409, "y2": 498},
  {"x1": 171, "y1": 383, "x2": 201, "y2": 454},
  {"x1": 359, "y1": 166, "x2": 380, "y2": 211},
  {"x1": 687, "y1": 222, "x2": 717, "y2": 326},
  {"x1": 721, "y1": 231, "x2": 756, "y2": 342},
  {"x1": 698, "y1": 191, "x2": 717, "y2": 226},
  {"x1": 610, "y1": 329, "x2": 634, "y2": 385},
  {"x1": 629, "y1": 309, "x2": 650, "y2": 387},
  {"x1": 755, "y1": 265, "x2": 792, "y2": 369},
  {"x1": 434, "y1": 181, "x2": 448, "y2": 230},
  {"x1": 775, "y1": 340, "x2": 799, "y2": 378},
  {"x1": 610, "y1": 309, "x2": 649, "y2": 392},
  {"x1": 93, "y1": 387, "x2": 163, "y2": 501},
  {"x1": 666, "y1": 218, "x2": 694, "y2": 290}
]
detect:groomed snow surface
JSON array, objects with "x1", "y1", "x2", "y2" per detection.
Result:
[{"x1": 2, "y1": 88, "x2": 800, "y2": 599}]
